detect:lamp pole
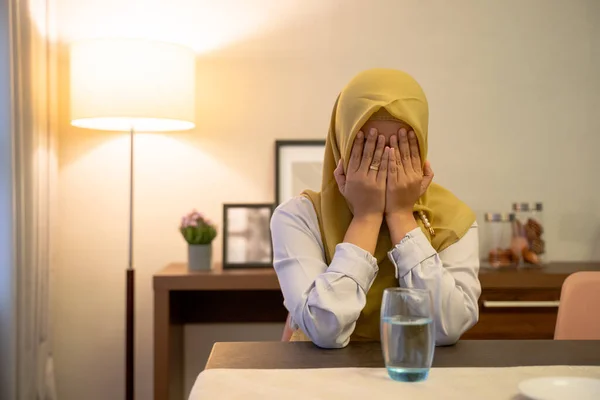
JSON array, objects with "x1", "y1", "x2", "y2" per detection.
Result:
[{"x1": 126, "y1": 127, "x2": 135, "y2": 400}]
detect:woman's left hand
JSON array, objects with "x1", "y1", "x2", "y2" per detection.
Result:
[{"x1": 386, "y1": 129, "x2": 434, "y2": 217}]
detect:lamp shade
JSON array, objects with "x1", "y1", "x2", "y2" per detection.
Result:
[{"x1": 70, "y1": 39, "x2": 196, "y2": 132}]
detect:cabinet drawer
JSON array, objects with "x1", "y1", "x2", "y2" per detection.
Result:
[
  {"x1": 462, "y1": 288, "x2": 560, "y2": 340},
  {"x1": 463, "y1": 308, "x2": 558, "y2": 339}
]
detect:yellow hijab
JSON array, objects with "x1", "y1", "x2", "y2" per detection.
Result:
[{"x1": 302, "y1": 68, "x2": 475, "y2": 341}]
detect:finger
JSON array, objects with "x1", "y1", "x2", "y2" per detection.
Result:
[
  {"x1": 348, "y1": 131, "x2": 364, "y2": 173},
  {"x1": 408, "y1": 130, "x2": 422, "y2": 174},
  {"x1": 359, "y1": 128, "x2": 378, "y2": 173},
  {"x1": 398, "y1": 128, "x2": 411, "y2": 172},
  {"x1": 377, "y1": 147, "x2": 390, "y2": 184},
  {"x1": 333, "y1": 158, "x2": 344, "y2": 177},
  {"x1": 422, "y1": 160, "x2": 434, "y2": 186},
  {"x1": 390, "y1": 134, "x2": 401, "y2": 166},
  {"x1": 333, "y1": 159, "x2": 346, "y2": 192},
  {"x1": 420, "y1": 160, "x2": 434, "y2": 195},
  {"x1": 368, "y1": 135, "x2": 385, "y2": 176},
  {"x1": 423, "y1": 160, "x2": 434, "y2": 178},
  {"x1": 388, "y1": 145, "x2": 398, "y2": 179}
]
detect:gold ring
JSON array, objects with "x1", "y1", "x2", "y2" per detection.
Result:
[{"x1": 369, "y1": 165, "x2": 379, "y2": 171}]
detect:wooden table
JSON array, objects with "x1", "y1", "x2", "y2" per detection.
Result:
[
  {"x1": 205, "y1": 340, "x2": 600, "y2": 369},
  {"x1": 154, "y1": 262, "x2": 600, "y2": 399}
]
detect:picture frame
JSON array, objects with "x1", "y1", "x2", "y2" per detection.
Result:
[
  {"x1": 275, "y1": 140, "x2": 326, "y2": 205},
  {"x1": 222, "y1": 203, "x2": 274, "y2": 269}
]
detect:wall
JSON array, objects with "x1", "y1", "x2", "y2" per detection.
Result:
[{"x1": 53, "y1": 1, "x2": 600, "y2": 399}]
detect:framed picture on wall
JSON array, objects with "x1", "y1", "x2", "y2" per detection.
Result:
[
  {"x1": 222, "y1": 203, "x2": 274, "y2": 269},
  {"x1": 275, "y1": 140, "x2": 326, "y2": 205}
]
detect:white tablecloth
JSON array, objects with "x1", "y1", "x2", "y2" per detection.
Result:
[{"x1": 189, "y1": 366, "x2": 600, "y2": 400}]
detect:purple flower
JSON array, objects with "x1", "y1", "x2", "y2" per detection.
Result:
[{"x1": 180, "y1": 209, "x2": 216, "y2": 229}]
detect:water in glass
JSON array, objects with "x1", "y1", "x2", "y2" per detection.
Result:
[{"x1": 380, "y1": 288, "x2": 434, "y2": 382}]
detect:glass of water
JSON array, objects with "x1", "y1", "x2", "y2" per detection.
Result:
[{"x1": 380, "y1": 287, "x2": 435, "y2": 382}]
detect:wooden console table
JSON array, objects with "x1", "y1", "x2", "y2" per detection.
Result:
[
  {"x1": 154, "y1": 261, "x2": 599, "y2": 400},
  {"x1": 465, "y1": 262, "x2": 600, "y2": 339},
  {"x1": 153, "y1": 263, "x2": 286, "y2": 400}
]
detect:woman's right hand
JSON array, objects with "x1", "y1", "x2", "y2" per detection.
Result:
[{"x1": 334, "y1": 128, "x2": 389, "y2": 220}]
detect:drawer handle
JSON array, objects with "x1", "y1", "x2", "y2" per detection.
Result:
[{"x1": 483, "y1": 300, "x2": 560, "y2": 308}]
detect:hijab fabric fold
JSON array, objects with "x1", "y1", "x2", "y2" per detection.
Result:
[{"x1": 301, "y1": 69, "x2": 475, "y2": 341}]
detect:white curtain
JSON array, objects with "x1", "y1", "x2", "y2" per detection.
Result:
[
  {"x1": 9, "y1": 0, "x2": 58, "y2": 398},
  {"x1": 0, "y1": 0, "x2": 17, "y2": 398}
]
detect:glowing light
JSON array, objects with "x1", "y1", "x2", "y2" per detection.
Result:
[
  {"x1": 55, "y1": 0, "x2": 335, "y2": 54},
  {"x1": 70, "y1": 39, "x2": 195, "y2": 132}
]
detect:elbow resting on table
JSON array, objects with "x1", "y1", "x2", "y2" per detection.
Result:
[
  {"x1": 304, "y1": 322, "x2": 351, "y2": 349},
  {"x1": 436, "y1": 330, "x2": 462, "y2": 347},
  {"x1": 435, "y1": 308, "x2": 479, "y2": 346},
  {"x1": 311, "y1": 335, "x2": 349, "y2": 349},
  {"x1": 299, "y1": 312, "x2": 352, "y2": 349}
]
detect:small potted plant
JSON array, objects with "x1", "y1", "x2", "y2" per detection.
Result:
[{"x1": 180, "y1": 209, "x2": 217, "y2": 271}]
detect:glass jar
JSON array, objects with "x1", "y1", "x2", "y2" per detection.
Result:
[
  {"x1": 483, "y1": 213, "x2": 519, "y2": 268},
  {"x1": 512, "y1": 202, "x2": 545, "y2": 265}
]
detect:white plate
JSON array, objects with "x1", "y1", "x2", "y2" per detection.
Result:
[{"x1": 519, "y1": 376, "x2": 600, "y2": 400}]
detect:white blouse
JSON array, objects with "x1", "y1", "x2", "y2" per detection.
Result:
[{"x1": 271, "y1": 196, "x2": 481, "y2": 349}]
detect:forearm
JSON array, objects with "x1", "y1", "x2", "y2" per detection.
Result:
[
  {"x1": 272, "y1": 198, "x2": 381, "y2": 349},
  {"x1": 285, "y1": 243, "x2": 378, "y2": 348},
  {"x1": 386, "y1": 212, "x2": 418, "y2": 245},
  {"x1": 400, "y1": 258, "x2": 479, "y2": 345},
  {"x1": 343, "y1": 214, "x2": 383, "y2": 255},
  {"x1": 388, "y1": 227, "x2": 481, "y2": 345}
]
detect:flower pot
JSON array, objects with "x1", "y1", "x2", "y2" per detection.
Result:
[{"x1": 188, "y1": 244, "x2": 212, "y2": 271}]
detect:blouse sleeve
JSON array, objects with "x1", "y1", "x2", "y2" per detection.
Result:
[
  {"x1": 387, "y1": 223, "x2": 481, "y2": 345},
  {"x1": 271, "y1": 197, "x2": 379, "y2": 349}
]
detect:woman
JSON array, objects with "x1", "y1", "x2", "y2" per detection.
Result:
[{"x1": 271, "y1": 68, "x2": 480, "y2": 348}]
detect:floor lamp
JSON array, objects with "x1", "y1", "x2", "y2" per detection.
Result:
[{"x1": 69, "y1": 39, "x2": 196, "y2": 400}]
